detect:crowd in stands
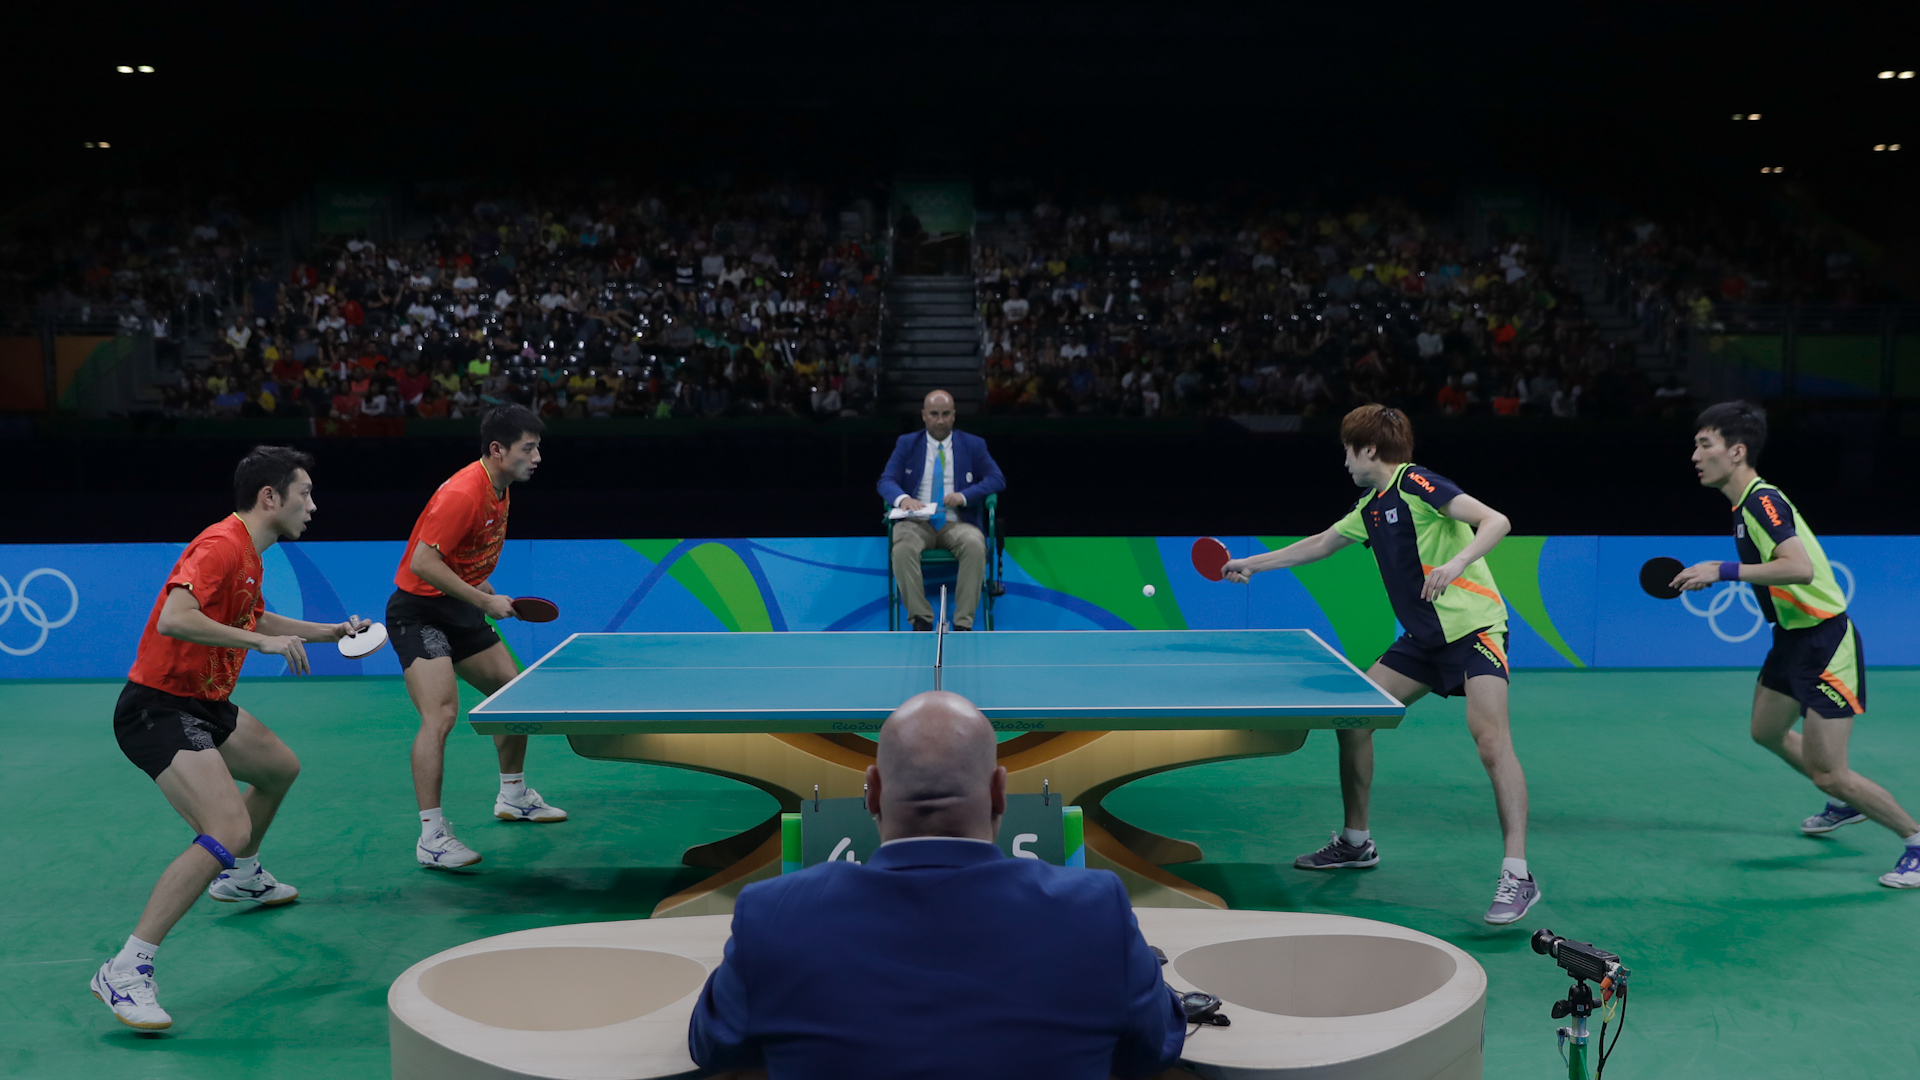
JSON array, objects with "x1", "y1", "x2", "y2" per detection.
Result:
[
  {"x1": 972, "y1": 196, "x2": 1664, "y2": 421},
  {"x1": 8, "y1": 186, "x2": 886, "y2": 421},
  {"x1": 1592, "y1": 210, "x2": 1894, "y2": 351}
]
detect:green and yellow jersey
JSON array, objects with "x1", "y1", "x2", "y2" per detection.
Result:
[
  {"x1": 1731, "y1": 478, "x2": 1847, "y2": 630},
  {"x1": 1333, "y1": 462, "x2": 1507, "y2": 649}
]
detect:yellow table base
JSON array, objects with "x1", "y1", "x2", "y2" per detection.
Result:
[{"x1": 568, "y1": 727, "x2": 1311, "y2": 917}]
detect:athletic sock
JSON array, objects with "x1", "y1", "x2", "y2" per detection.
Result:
[
  {"x1": 1902, "y1": 830, "x2": 1920, "y2": 848},
  {"x1": 1503, "y1": 857, "x2": 1531, "y2": 880},
  {"x1": 111, "y1": 935, "x2": 160, "y2": 975},
  {"x1": 1342, "y1": 827, "x2": 1371, "y2": 847},
  {"x1": 230, "y1": 855, "x2": 260, "y2": 878},
  {"x1": 420, "y1": 807, "x2": 446, "y2": 837},
  {"x1": 499, "y1": 772, "x2": 527, "y2": 799}
]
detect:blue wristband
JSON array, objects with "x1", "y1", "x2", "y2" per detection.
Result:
[{"x1": 1718, "y1": 561, "x2": 1742, "y2": 582}]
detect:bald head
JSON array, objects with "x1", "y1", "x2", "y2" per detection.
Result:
[
  {"x1": 864, "y1": 691, "x2": 1006, "y2": 842},
  {"x1": 921, "y1": 390, "x2": 955, "y2": 441}
]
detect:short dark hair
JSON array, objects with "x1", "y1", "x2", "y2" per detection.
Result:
[
  {"x1": 480, "y1": 404, "x2": 545, "y2": 457},
  {"x1": 1340, "y1": 404, "x2": 1414, "y2": 463},
  {"x1": 233, "y1": 446, "x2": 315, "y2": 511},
  {"x1": 1696, "y1": 400, "x2": 1767, "y2": 465}
]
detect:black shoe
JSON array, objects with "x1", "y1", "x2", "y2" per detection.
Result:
[
  {"x1": 911, "y1": 617, "x2": 932, "y2": 631},
  {"x1": 953, "y1": 623, "x2": 972, "y2": 631}
]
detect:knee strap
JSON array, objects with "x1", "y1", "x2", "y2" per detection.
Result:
[{"x1": 193, "y1": 834, "x2": 236, "y2": 870}]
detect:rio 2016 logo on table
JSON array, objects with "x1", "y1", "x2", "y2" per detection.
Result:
[
  {"x1": 0, "y1": 570, "x2": 80, "y2": 657},
  {"x1": 1680, "y1": 561, "x2": 1855, "y2": 643}
]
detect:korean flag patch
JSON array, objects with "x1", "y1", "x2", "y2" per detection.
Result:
[{"x1": 1385, "y1": 508, "x2": 1399, "y2": 524}]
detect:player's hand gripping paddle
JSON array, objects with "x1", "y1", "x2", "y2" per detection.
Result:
[
  {"x1": 511, "y1": 596, "x2": 561, "y2": 623},
  {"x1": 338, "y1": 622, "x2": 389, "y2": 659},
  {"x1": 1190, "y1": 537, "x2": 1232, "y2": 582},
  {"x1": 1638, "y1": 557, "x2": 1685, "y2": 600}
]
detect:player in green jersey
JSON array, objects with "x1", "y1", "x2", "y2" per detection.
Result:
[
  {"x1": 1222, "y1": 404, "x2": 1541, "y2": 923},
  {"x1": 1676, "y1": 401, "x2": 1920, "y2": 888}
]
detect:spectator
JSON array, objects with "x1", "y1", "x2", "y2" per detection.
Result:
[
  {"x1": 878, "y1": 390, "x2": 1007, "y2": 632},
  {"x1": 687, "y1": 690, "x2": 1186, "y2": 1079}
]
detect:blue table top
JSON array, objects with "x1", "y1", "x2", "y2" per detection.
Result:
[{"x1": 469, "y1": 630, "x2": 1405, "y2": 735}]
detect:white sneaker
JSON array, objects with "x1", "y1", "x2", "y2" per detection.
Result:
[
  {"x1": 91, "y1": 961, "x2": 171, "y2": 1030},
  {"x1": 1880, "y1": 846, "x2": 1920, "y2": 889},
  {"x1": 495, "y1": 787, "x2": 568, "y2": 823},
  {"x1": 418, "y1": 825, "x2": 483, "y2": 869},
  {"x1": 207, "y1": 864, "x2": 299, "y2": 905}
]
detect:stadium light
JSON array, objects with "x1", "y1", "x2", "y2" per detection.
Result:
[
  {"x1": 1903, "y1": 71, "x2": 1916, "y2": 79},
  {"x1": 1894, "y1": 144, "x2": 1905, "y2": 151},
  {"x1": 1880, "y1": 70, "x2": 1896, "y2": 79},
  {"x1": 138, "y1": 65, "x2": 155, "y2": 73},
  {"x1": 1748, "y1": 113, "x2": 1761, "y2": 120},
  {"x1": 116, "y1": 65, "x2": 132, "y2": 73}
]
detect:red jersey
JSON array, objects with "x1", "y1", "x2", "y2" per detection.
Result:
[
  {"x1": 127, "y1": 515, "x2": 264, "y2": 701},
  {"x1": 395, "y1": 460, "x2": 510, "y2": 597}
]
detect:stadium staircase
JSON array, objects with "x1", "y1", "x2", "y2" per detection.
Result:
[
  {"x1": 1560, "y1": 240, "x2": 1681, "y2": 377},
  {"x1": 880, "y1": 275, "x2": 984, "y2": 415}
]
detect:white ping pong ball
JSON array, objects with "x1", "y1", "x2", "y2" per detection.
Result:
[{"x1": 1143, "y1": 584, "x2": 1156, "y2": 598}]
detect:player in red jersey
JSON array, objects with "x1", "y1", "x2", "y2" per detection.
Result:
[
  {"x1": 389, "y1": 405, "x2": 566, "y2": 870},
  {"x1": 91, "y1": 447, "x2": 369, "y2": 1030}
]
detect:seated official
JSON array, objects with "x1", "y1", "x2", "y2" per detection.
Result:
[
  {"x1": 688, "y1": 691, "x2": 1185, "y2": 1080},
  {"x1": 878, "y1": 389, "x2": 1007, "y2": 631}
]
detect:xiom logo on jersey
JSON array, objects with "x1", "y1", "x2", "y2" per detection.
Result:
[
  {"x1": 1819, "y1": 682, "x2": 1847, "y2": 708},
  {"x1": 1407, "y1": 472, "x2": 1436, "y2": 494},
  {"x1": 1758, "y1": 495, "x2": 1784, "y2": 527}
]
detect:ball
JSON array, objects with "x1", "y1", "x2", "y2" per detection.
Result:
[{"x1": 1143, "y1": 584, "x2": 1156, "y2": 598}]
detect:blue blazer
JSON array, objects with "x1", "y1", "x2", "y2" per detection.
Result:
[
  {"x1": 688, "y1": 838, "x2": 1186, "y2": 1080},
  {"x1": 877, "y1": 429, "x2": 1007, "y2": 530}
]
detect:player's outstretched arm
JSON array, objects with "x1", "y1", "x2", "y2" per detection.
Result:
[
  {"x1": 154, "y1": 587, "x2": 313, "y2": 675},
  {"x1": 1222, "y1": 527, "x2": 1354, "y2": 584},
  {"x1": 410, "y1": 542, "x2": 516, "y2": 620},
  {"x1": 257, "y1": 610, "x2": 371, "y2": 644},
  {"x1": 1423, "y1": 494, "x2": 1511, "y2": 600},
  {"x1": 1673, "y1": 535, "x2": 1815, "y2": 591}
]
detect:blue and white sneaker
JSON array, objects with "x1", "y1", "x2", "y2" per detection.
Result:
[
  {"x1": 418, "y1": 825, "x2": 482, "y2": 869},
  {"x1": 1880, "y1": 847, "x2": 1920, "y2": 889},
  {"x1": 90, "y1": 961, "x2": 171, "y2": 1030},
  {"x1": 1294, "y1": 832, "x2": 1380, "y2": 870},
  {"x1": 494, "y1": 787, "x2": 568, "y2": 823},
  {"x1": 1801, "y1": 802, "x2": 1868, "y2": 835},
  {"x1": 1484, "y1": 870, "x2": 1542, "y2": 925},
  {"x1": 207, "y1": 864, "x2": 299, "y2": 905}
]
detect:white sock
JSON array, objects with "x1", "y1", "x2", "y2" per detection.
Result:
[
  {"x1": 1903, "y1": 830, "x2": 1920, "y2": 848},
  {"x1": 230, "y1": 855, "x2": 260, "y2": 878},
  {"x1": 111, "y1": 935, "x2": 160, "y2": 975},
  {"x1": 499, "y1": 772, "x2": 526, "y2": 798},
  {"x1": 1503, "y1": 857, "x2": 1531, "y2": 880},
  {"x1": 1342, "y1": 827, "x2": 1371, "y2": 847},
  {"x1": 420, "y1": 807, "x2": 446, "y2": 836}
]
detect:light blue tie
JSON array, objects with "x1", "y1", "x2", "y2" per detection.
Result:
[{"x1": 930, "y1": 443, "x2": 947, "y2": 531}]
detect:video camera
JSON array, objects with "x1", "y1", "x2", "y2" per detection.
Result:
[{"x1": 1531, "y1": 929, "x2": 1623, "y2": 985}]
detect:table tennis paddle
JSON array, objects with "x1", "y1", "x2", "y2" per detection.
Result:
[
  {"x1": 511, "y1": 596, "x2": 561, "y2": 623},
  {"x1": 1638, "y1": 557, "x2": 1685, "y2": 600},
  {"x1": 338, "y1": 622, "x2": 389, "y2": 659},
  {"x1": 1191, "y1": 537, "x2": 1231, "y2": 582}
]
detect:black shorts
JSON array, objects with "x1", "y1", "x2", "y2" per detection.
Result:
[
  {"x1": 1377, "y1": 627, "x2": 1510, "y2": 698},
  {"x1": 1759, "y1": 613, "x2": 1866, "y2": 719},
  {"x1": 113, "y1": 681, "x2": 240, "y2": 781},
  {"x1": 386, "y1": 588, "x2": 501, "y2": 669}
]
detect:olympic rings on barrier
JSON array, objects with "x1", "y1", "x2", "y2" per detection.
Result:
[
  {"x1": 1680, "y1": 560, "x2": 1854, "y2": 644},
  {"x1": 502, "y1": 722, "x2": 546, "y2": 734},
  {"x1": 0, "y1": 569, "x2": 81, "y2": 657}
]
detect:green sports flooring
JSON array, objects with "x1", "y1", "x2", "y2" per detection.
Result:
[{"x1": 5, "y1": 672, "x2": 1919, "y2": 1080}]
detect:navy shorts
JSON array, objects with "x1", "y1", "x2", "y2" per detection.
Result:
[
  {"x1": 113, "y1": 681, "x2": 240, "y2": 780},
  {"x1": 1377, "y1": 627, "x2": 1510, "y2": 698},
  {"x1": 386, "y1": 589, "x2": 502, "y2": 670},
  {"x1": 1759, "y1": 613, "x2": 1865, "y2": 719}
]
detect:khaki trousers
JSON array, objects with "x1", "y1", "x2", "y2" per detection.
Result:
[{"x1": 891, "y1": 518, "x2": 986, "y2": 628}]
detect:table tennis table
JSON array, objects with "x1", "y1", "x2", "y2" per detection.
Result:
[{"x1": 471, "y1": 629, "x2": 1404, "y2": 916}]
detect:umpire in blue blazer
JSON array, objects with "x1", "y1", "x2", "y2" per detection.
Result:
[
  {"x1": 688, "y1": 691, "x2": 1186, "y2": 1080},
  {"x1": 877, "y1": 389, "x2": 1006, "y2": 630}
]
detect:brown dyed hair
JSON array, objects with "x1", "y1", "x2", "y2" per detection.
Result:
[{"x1": 1339, "y1": 404, "x2": 1413, "y2": 463}]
